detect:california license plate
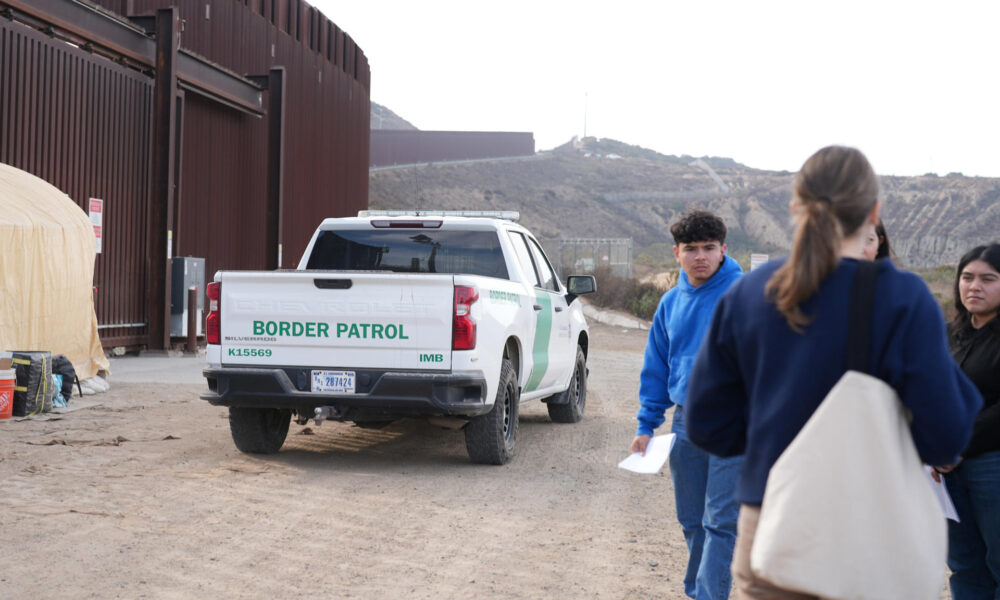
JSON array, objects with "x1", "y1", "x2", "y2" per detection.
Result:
[{"x1": 311, "y1": 370, "x2": 356, "y2": 393}]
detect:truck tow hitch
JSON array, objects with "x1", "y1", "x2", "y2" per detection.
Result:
[{"x1": 313, "y1": 406, "x2": 341, "y2": 426}]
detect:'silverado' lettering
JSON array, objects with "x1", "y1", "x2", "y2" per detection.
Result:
[{"x1": 251, "y1": 320, "x2": 409, "y2": 340}]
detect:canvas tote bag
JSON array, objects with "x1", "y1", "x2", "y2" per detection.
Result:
[{"x1": 750, "y1": 261, "x2": 946, "y2": 600}]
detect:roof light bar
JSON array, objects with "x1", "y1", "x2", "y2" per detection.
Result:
[{"x1": 358, "y1": 210, "x2": 519, "y2": 221}]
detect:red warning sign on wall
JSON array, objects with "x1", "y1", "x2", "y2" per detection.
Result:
[{"x1": 89, "y1": 198, "x2": 103, "y2": 254}]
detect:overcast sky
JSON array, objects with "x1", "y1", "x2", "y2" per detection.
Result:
[{"x1": 313, "y1": 0, "x2": 1000, "y2": 177}]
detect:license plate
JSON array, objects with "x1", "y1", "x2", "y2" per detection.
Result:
[{"x1": 311, "y1": 370, "x2": 356, "y2": 393}]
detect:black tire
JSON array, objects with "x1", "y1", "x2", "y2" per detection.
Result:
[
  {"x1": 229, "y1": 407, "x2": 291, "y2": 454},
  {"x1": 465, "y1": 359, "x2": 519, "y2": 465},
  {"x1": 547, "y1": 347, "x2": 587, "y2": 424}
]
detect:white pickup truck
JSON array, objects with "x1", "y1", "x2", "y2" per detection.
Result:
[{"x1": 201, "y1": 210, "x2": 596, "y2": 464}]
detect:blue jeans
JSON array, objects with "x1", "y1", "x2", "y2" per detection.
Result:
[
  {"x1": 669, "y1": 405, "x2": 742, "y2": 600},
  {"x1": 946, "y1": 450, "x2": 1000, "y2": 600}
]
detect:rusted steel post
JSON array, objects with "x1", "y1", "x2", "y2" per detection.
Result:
[
  {"x1": 266, "y1": 67, "x2": 285, "y2": 270},
  {"x1": 186, "y1": 286, "x2": 197, "y2": 353},
  {"x1": 148, "y1": 7, "x2": 179, "y2": 350},
  {"x1": 248, "y1": 67, "x2": 286, "y2": 270}
]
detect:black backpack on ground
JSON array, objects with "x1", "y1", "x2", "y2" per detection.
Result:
[{"x1": 51, "y1": 354, "x2": 81, "y2": 402}]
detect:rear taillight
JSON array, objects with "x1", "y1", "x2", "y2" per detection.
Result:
[
  {"x1": 206, "y1": 282, "x2": 221, "y2": 345},
  {"x1": 452, "y1": 286, "x2": 478, "y2": 350}
]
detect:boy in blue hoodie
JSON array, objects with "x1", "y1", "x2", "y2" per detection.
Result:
[{"x1": 630, "y1": 209, "x2": 743, "y2": 600}]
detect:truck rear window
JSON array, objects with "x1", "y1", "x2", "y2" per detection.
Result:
[{"x1": 305, "y1": 230, "x2": 509, "y2": 279}]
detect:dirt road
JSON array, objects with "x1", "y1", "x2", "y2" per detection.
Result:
[
  {"x1": 2, "y1": 316, "x2": 962, "y2": 599},
  {"x1": 1, "y1": 322, "x2": 703, "y2": 599}
]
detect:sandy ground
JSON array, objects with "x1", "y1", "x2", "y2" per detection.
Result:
[
  {"x1": 0, "y1": 319, "x2": 957, "y2": 599},
  {"x1": 1, "y1": 321, "x2": 705, "y2": 599}
]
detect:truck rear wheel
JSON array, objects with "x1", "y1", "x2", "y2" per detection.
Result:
[
  {"x1": 229, "y1": 407, "x2": 291, "y2": 454},
  {"x1": 547, "y1": 347, "x2": 587, "y2": 423},
  {"x1": 465, "y1": 359, "x2": 519, "y2": 465}
]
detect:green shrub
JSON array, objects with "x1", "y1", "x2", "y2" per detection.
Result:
[
  {"x1": 589, "y1": 267, "x2": 667, "y2": 321},
  {"x1": 588, "y1": 267, "x2": 632, "y2": 309},
  {"x1": 630, "y1": 285, "x2": 663, "y2": 320}
]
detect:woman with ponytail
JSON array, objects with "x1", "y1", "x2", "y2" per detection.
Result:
[{"x1": 684, "y1": 146, "x2": 982, "y2": 598}]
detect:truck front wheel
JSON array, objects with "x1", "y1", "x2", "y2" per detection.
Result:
[
  {"x1": 465, "y1": 359, "x2": 519, "y2": 465},
  {"x1": 547, "y1": 346, "x2": 587, "y2": 423},
  {"x1": 229, "y1": 407, "x2": 291, "y2": 454}
]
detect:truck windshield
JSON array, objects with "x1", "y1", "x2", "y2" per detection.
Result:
[{"x1": 305, "y1": 229, "x2": 509, "y2": 279}]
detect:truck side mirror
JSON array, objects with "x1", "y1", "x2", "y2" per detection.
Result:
[{"x1": 565, "y1": 275, "x2": 596, "y2": 304}]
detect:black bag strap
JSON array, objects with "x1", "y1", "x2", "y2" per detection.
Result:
[{"x1": 846, "y1": 260, "x2": 879, "y2": 373}]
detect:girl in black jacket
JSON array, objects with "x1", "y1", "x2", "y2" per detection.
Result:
[{"x1": 941, "y1": 243, "x2": 1000, "y2": 600}]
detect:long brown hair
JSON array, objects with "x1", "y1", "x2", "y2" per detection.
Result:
[{"x1": 766, "y1": 146, "x2": 879, "y2": 331}]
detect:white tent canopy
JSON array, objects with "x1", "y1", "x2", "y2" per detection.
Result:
[{"x1": 0, "y1": 163, "x2": 109, "y2": 379}]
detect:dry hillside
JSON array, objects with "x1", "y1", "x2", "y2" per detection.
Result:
[
  {"x1": 368, "y1": 137, "x2": 1000, "y2": 269},
  {"x1": 371, "y1": 102, "x2": 418, "y2": 130}
]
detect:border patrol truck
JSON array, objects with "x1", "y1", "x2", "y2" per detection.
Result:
[{"x1": 201, "y1": 211, "x2": 596, "y2": 464}]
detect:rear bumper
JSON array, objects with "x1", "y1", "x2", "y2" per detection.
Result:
[{"x1": 201, "y1": 366, "x2": 490, "y2": 419}]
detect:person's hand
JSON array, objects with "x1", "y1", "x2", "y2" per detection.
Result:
[
  {"x1": 930, "y1": 458, "x2": 963, "y2": 483},
  {"x1": 631, "y1": 434, "x2": 651, "y2": 456}
]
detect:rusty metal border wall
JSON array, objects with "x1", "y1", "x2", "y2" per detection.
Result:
[
  {"x1": 1, "y1": 17, "x2": 154, "y2": 347},
  {"x1": 108, "y1": 0, "x2": 372, "y2": 273},
  {"x1": 1, "y1": 0, "x2": 370, "y2": 349},
  {"x1": 371, "y1": 130, "x2": 535, "y2": 168}
]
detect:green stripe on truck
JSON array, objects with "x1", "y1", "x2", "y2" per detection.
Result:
[{"x1": 523, "y1": 291, "x2": 552, "y2": 392}]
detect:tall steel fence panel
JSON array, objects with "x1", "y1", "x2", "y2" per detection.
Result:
[
  {"x1": 3, "y1": 0, "x2": 371, "y2": 349},
  {"x1": 120, "y1": 0, "x2": 371, "y2": 272},
  {"x1": 539, "y1": 238, "x2": 633, "y2": 280},
  {"x1": 0, "y1": 19, "x2": 153, "y2": 348}
]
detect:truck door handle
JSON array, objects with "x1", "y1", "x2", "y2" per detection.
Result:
[
  {"x1": 554, "y1": 306, "x2": 564, "y2": 312},
  {"x1": 314, "y1": 279, "x2": 352, "y2": 289},
  {"x1": 533, "y1": 304, "x2": 543, "y2": 311}
]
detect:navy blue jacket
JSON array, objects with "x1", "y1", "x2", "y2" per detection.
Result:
[{"x1": 686, "y1": 257, "x2": 982, "y2": 505}]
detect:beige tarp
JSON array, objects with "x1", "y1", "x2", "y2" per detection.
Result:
[{"x1": 0, "y1": 163, "x2": 110, "y2": 379}]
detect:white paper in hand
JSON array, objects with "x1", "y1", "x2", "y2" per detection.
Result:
[
  {"x1": 924, "y1": 465, "x2": 960, "y2": 522},
  {"x1": 618, "y1": 433, "x2": 676, "y2": 474}
]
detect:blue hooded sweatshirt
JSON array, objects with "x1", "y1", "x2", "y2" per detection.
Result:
[{"x1": 636, "y1": 254, "x2": 743, "y2": 436}]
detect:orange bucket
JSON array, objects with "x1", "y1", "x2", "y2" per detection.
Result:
[{"x1": 0, "y1": 368, "x2": 14, "y2": 419}]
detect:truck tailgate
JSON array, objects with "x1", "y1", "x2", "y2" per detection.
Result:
[{"x1": 218, "y1": 271, "x2": 455, "y2": 370}]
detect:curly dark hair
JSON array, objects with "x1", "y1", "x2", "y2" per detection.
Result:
[{"x1": 669, "y1": 209, "x2": 727, "y2": 245}]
